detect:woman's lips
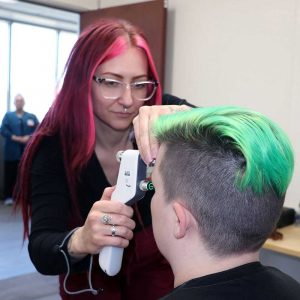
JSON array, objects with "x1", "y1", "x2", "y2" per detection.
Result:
[{"x1": 114, "y1": 111, "x2": 132, "y2": 118}]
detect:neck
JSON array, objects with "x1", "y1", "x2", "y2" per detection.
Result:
[
  {"x1": 94, "y1": 117, "x2": 132, "y2": 150},
  {"x1": 16, "y1": 109, "x2": 23, "y2": 115},
  {"x1": 171, "y1": 246, "x2": 259, "y2": 288}
]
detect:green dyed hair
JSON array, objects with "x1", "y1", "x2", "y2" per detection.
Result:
[{"x1": 154, "y1": 106, "x2": 294, "y2": 198}]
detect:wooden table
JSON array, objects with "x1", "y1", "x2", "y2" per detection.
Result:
[
  {"x1": 263, "y1": 225, "x2": 300, "y2": 258},
  {"x1": 261, "y1": 225, "x2": 300, "y2": 283}
]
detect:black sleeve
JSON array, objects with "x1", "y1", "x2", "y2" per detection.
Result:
[
  {"x1": 28, "y1": 135, "x2": 90, "y2": 275},
  {"x1": 162, "y1": 93, "x2": 197, "y2": 107}
]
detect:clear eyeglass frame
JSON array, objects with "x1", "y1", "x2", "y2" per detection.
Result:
[{"x1": 92, "y1": 75, "x2": 159, "y2": 101}]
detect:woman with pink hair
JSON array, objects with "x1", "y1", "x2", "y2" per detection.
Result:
[{"x1": 14, "y1": 18, "x2": 191, "y2": 299}]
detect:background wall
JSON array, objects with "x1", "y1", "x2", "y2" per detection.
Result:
[
  {"x1": 13, "y1": 0, "x2": 300, "y2": 211},
  {"x1": 110, "y1": 0, "x2": 299, "y2": 211},
  {"x1": 163, "y1": 0, "x2": 300, "y2": 210},
  {"x1": 97, "y1": 0, "x2": 300, "y2": 209}
]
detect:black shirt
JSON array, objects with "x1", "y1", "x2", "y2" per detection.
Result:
[
  {"x1": 160, "y1": 262, "x2": 300, "y2": 300},
  {"x1": 28, "y1": 93, "x2": 193, "y2": 275}
]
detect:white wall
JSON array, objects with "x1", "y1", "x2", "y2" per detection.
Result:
[
  {"x1": 164, "y1": 0, "x2": 300, "y2": 210},
  {"x1": 39, "y1": 0, "x2": 300, "y2": 210}
]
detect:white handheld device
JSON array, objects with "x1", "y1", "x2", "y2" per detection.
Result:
[{"x1": 99, "y1": 150, "x2": 153, "y2": 276}]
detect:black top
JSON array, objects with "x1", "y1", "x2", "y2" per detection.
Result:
[
  {"x1": 160, "y1": 262, "x2": 300, "y2": 300},
  {"x1": 28, "y1": 94, "x2": 192, "y2": 275}
]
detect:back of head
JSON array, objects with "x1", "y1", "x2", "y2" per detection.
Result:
[{"x1": 154, "y1": 106, "x2": 294, "y2": 257}]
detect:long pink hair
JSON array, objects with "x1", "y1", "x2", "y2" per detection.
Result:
[{"x1": 14, "y1": 18, "x2": 162, "y2": 238}]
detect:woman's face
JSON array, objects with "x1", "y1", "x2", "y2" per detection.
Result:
[{"x1": 92, "y1": 47, "x2": 149, "y2": 132}]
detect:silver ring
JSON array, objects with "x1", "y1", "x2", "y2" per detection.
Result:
[
  {"x1": 111, "y1": 225, "x2": 116, "y2": 237},
  {"x1": 101, "y1": 214, "x2": 112, "y2": 225},
  {"x1": 123, "y1": 106, "x2": 128, "y2": 112}
]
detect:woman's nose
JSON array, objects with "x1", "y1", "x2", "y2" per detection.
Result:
[{"x1": 119, "y1": 85, "x2": 134, "y2": 107}]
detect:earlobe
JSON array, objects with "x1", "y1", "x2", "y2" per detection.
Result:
[{"x1": 172, "y1": 202, "x2": 188, "y2": 239}]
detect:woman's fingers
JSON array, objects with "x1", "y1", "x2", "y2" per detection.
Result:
[
  {"x1": 98, "y1": 187, "x2": 134, "y2": 215},
  {"x1": 71, "y1": 187, "x2": 138, "y2": 254},
  {"x1": 133, "y1": 106, "x2": 153, "y2": 164},
  {"x1": 133, "y1": 105, "x2": 162, "y2": 164},
  {"x1": 104, "y1": 224, "x2": 134, "y2": 240},
  {"x1": 100, "y1": 186, "x2": 115, "y2": 201},
  {"x1": 99, "y1": 212, "x2": 136, "y2": 230},
  {"x1": 133, "y1": 105, "x2": 190, "y2": 164}
]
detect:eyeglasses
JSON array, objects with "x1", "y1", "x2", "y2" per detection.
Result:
[{"x1": 93, "y1": 76, "x2": 159, "y2": 101}]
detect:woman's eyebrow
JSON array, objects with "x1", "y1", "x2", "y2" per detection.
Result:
[{"x1": 99, "y1": 72, "x2": 148, "y2": 80}]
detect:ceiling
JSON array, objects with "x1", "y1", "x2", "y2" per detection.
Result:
[
  {"x1": 19, "y1": 0, "x2": 99, "y2": 12},
  {"x1": 4, "y1": 1, "x2": 150, "y2": 13}
]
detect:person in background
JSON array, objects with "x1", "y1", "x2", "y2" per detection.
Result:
[
  {"x1": 14, "y1": 18, "x2": 192, "y2": 300},
  {"x1": 1, "y1": 94, "x2": 39, "y2": 206},
  {"x1": 150, "y1": 106, "x2": 300, "y2": 300}
]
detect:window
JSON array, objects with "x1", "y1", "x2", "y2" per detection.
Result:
[
  {"x1": 0, "y1": 21, "x2": 9, "y2": 122},
  {"x1": 10, "y1": 23, "x2": 57, "y2": 121},
  {"x1": 57, "y1": 31, "x2": 78, "y2": 81},
  {"x1": 0, "y1": 2, "x2": 79, "y2": 122}
]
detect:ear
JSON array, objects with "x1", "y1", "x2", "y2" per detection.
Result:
[{"x1": 172, "y1": 201, "x2": 191, "y2": 239}]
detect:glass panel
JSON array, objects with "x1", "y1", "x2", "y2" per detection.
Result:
[
  {"x1": 10, "y1": 23, "x2": 57, "y2": 122},
  {"x1": 0, "y1": 21, "x2": 9, "y2": 122},
  {"x1": 57, "y1": 31, "x2": 78, "y2": 84}
]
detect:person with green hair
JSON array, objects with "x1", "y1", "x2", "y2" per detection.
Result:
[{"x1": 149, "y1": 106, "x2": 300, "y2": 299}]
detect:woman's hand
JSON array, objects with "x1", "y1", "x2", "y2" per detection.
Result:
[
  {"x1": 67, "y1": 187, "x2": 135, "y2": 258},
  {"x1": 133, "y1": 105, "x2": 190, "y2": 164}
]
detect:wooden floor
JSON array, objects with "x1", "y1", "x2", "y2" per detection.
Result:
[{"x1": 0, "y1": 201, "x2": 60, "y2": 299}]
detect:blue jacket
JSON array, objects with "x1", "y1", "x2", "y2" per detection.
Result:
[{"x1": 1, "y1": 111, "x2": 39, "y2": 161}]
